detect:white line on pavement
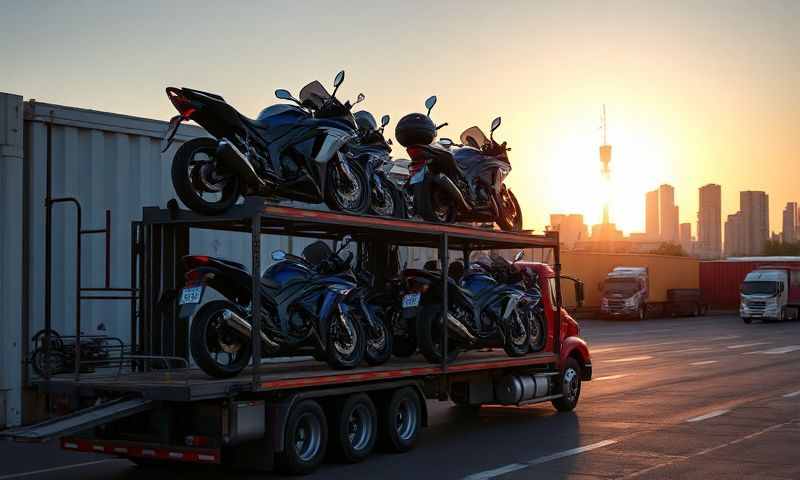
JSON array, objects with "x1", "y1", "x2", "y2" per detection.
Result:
[
  {"x1": 687, "y1": 409, "x2": 730, "y2": 423},
  {"x1": 0, "y1": 460, "x2": 125, "y2": 480},
  {"x1": 783, "y1": 390, "x2": 800, "y2": 398},
  {"x1": 594, "y1": 374, "x2": 629, "y2": 381},
  {"x1": 463, "y1": 440, "x2": 618, "y2": 479},
  {"x1": 727, "y1": 342, "x2": 770, "y2": 349},
  {"x1": 689, "y1": 360, "x2": 718, "y2": 366},
  {"x1": 667, "y1": 347, "x2": 710, "y2": 354},
  {"x1": 743, "y1": 345, "x2": 800, "y2": 355},
  {"x1": 589, "y1": 347, "x2": 621, "y2": 353},
  {"x1": 605, "y1": 356, "x2": 653, "y2": 363},
  {"x1": 710, "y1": 335, "x2": 741, "y2": 341}
]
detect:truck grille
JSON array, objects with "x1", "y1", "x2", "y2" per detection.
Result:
[
  {"x1": 607, "y1": 300, "x2": 626, "y2": 311},
  {"x1": 747, "y1": 301, "x2": 766, "y2": 313}
]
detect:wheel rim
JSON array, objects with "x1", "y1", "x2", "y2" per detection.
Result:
[
  {"x1": 508, "y1": 311, "x2": 528, "y2": 347},
  {"x1": 204, "y1": 310, "x2": 247, "y2": 368},
  {"x1": 501, "y1": 189, "x2": 519, "y2": 226},
  {"x1": 371, "y1": 183, "x2": 395, "y2": 216},
  {"x1": 432, "y1": 187, "x2": 452, "y2": 222},
  {"x1": 563, "y1": 368, "x2": 580, "y2": 403},
  {"x1": 186, "y1": 148, "x2": 234, "y2": 204},
  {"x1": 394, "y1": 398, "x2": 418, "y2": 441},
  {"x1": 347, "y1": 404, "x2": 374, "y2": 451},
  {"x1": 367, "y1": 323, "x2": 387, "y2": 356},
  {"x1": 294, "y1": 413, "x2": 322, "y2": 462},
  {"x1": 332, "y1": 314, "x2": 358, "y2": 357},
  {"x1": 527, "y1": 311, "x2": 544, "y2": 348},
  {"x1": 333, "y1": 164, "x2": 363, "y2": 211}
]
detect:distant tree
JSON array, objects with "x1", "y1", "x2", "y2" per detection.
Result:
[
  {"x1": 763, "y1": 240, "x2": 800, "y2": 256},
  {"x1": 648, "y1": 242, "x2": 688, "y2": 257}
]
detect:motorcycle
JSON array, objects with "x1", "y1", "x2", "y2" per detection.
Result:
[
  {"x1": 395, "y1": 96, "x2": 523, "y2": 230},
  {"x1": 162, "y1": 70, "x2": 370, "y2": 216},
  {"x1": 180, "y1": 235, "x2": 386, "y2": 378},
  {"x1": 350, "y1": 112, "x2": 407, "y2": 218},
  {"x1": 399, "y1": 251, "x2": 538, "y2": 364}
]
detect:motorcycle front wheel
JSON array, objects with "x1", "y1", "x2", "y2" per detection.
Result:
[
  {"x1": 413, "y1": 176, "x2": 457, "y2": 224},
  {"x1": 496, "y1": 187, "x2": 523, "y2": 231},
  {"x1": 325, "y1": 159, "x2": 370, "y2": 214},
  {"x1": 326, "y1": 310, "x2": 366, "y2": 369},
  {"x1": 364, "y1": 318, "x2": 393, "y2": 366},
  {"x1": 503, "y1": 308, "x2": 532, "y2": 357},
  {"x1": 171, "y1": 138, "x2": 241, "y2": 215},
  {"x1": 370, "y1": 176, "x2": 407, "y2": 219},
  {"x1": 189, "y1": 300, "x2": 252, "y2": 379}
]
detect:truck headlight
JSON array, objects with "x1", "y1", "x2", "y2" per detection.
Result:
[{"x1": 625, "y1": 297, "x2": 636, "y2": 307}]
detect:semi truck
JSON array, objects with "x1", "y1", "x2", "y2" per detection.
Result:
[
  {"x1": 2, "y1": 202, "x2": 592, "y2": 476},
  {"x1": 599, "y1": 266, "x2": 706, "y2": 320},
  {"x1": 740, "y1": 266, "x2": 800, "y2": 323}
]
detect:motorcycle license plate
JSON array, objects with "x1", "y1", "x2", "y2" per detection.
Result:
[
  {"x1": 160, "y1": 115, "x2": 183, "y2": 152},
  {"x1": 402, "y1": 293, "x2": 421, "y2": 308},
  {"x1": 409, "y1": 167, "x2": 427, "y2": 185},
  {"x1": 178, "y1": 286, "x2": 203, "y2": 305}
]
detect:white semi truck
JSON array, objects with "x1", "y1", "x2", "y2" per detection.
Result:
[{"x1": 740, "y1": 267, "x2": 800, "y2": 323}]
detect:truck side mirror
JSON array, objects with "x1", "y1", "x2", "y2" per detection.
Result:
[{"x1": 575, "y1": 281, "x2": 585, "y2": 307}]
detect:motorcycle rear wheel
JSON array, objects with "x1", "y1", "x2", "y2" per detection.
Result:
[
  {"x1": 325, "y1": 159, "x2": 370, "y2": 214},
  {"x1": 415, "y1": 305, "x2": 460, "y2": 364},
  {"x1": 171, "y1": 138, "x2": 241, "y2": 215},
  {"x1": 413, "y1": 176, "x2": 457, "y2": 224},
  {"x1": 189, "y1": 300, "x2": 252, "y2": 379}
]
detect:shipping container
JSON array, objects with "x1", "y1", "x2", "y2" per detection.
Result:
[{"x1": 700, "y1": 257, "x2": 800, "y2": 308}]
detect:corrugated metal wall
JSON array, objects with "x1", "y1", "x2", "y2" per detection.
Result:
[
  {"x1": 1, "y1": 95, "x2": 326, "y2": 426},
  {"x1": 700, "y1": 260, "x2": 800, "y2": 308}
]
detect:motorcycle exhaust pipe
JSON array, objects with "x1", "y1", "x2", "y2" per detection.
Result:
[
  {"x1": 432, "y1": 174, "x2": 472, "y2": 212},
  {"x1": 445, "y1": 313, "x2": 477, "y2": 343},
  {"x1": 216, "y1": 140, "x2": 267, "y2": 189},
  {"x1": 221, "y1": 309, "x2": 280, "y2": 350}
]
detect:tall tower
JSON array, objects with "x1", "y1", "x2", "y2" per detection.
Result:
[{"x1": 599, "y1": 105, "x2": 612, "y2": 225}]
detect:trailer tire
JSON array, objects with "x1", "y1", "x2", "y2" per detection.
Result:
[
  {"x1": 328, "y1": 394, "x2": 378, "y2": 463},
  {"x1": 552, "y1": 358, "x2": 582, "y2": 412},
  {"x1": 380, "y1": 387, "x2": 422, "y2": 453},
  {"x1": 276, "y1": 400, "x2": 328, "y2": 475}
]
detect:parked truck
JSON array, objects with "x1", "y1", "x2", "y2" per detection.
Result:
[
  {"x1": 740, "y1": 266, "x2": 800, "y2": 323},
  {"x1": 600, "y1": 266, "x2": 705, "y2": 320},
  {"x1": 2, "y1": 202, "x2": 592, "y2": 476}
]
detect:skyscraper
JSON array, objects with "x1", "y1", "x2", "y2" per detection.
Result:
[
  {"x1": 697, "y1": 184, "x2": 722, "y2": 258},
  {"x1": 783, "y1": 202, "x2": 798, "y2": 243},
  {"x1": 680, "y1": 222, "x2": 692, "y2": 253},
  {"x1": 740, "y1": 191, "x2": 769, "y2": 256},
  {"x1": 646, "y1": 189, "x2": 659, "y2": 239},
  {"x1": 659, "y1": 184, "x2": 679, "y2": 242},
  {"x1": 549, "y1": 214, "x2": 589, "y2": 249},
  {"x1": 724, "y1": 212, "x2": 744, "y2": 257}
]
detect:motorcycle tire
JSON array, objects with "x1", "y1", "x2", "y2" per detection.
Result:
[
  {"x1": 496, "y1": 187, "x2": 523, "y2": 231},
  {"x1": 529, "y1": 309, "x2": 547, "y2": 352},
  {"x1": 189, "y1": 300, "x2": 252, "y2": 379},
  {"x1": 413, "y1": 176, "x2": 457, "y2": 224},
  {"x1": 324, "y1": 158, "x2": 370, "y2": 214},
  {"x1": 325, "y1": 310, "x2": 366, "y2": 369},
  {"x1": 415, "y1": 305, "x2": 460, "y2": 364},
  {"x1": 370, "y1": 176, "x2": 407, "y2": 219},
  {"x1": 503, "y1": 308, "x2": 532, "y2": 357},
  {"x1": 171, "y1": 138, "x2": 241, "y2": 215},
  {"x1": 364, "y1": 320, "x2": 393, "y2": 366}
]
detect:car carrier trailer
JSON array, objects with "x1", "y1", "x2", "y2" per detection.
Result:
[{"x1": 2, "y1": 199, "x2": 592, "y2": 475}]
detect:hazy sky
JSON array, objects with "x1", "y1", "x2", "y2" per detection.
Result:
[{"x1": 2, "y1": 0, "x2": 798, "y2": 234}]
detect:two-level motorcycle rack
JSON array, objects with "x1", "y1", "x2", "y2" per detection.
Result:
[{"x1": 10, "y1": 198, "x2": 574, "y2": 473}]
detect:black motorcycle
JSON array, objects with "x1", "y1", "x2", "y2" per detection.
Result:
[
  {"x1": 180, "y1": 235, "x2": 385, "y2": 378},
  {"x1": 349, "y1": 111, "x2": 407, "y2": 218},
  {"x1": 162, "y1": 71, "x2": 370, "y2": 216},
  {"x1": 395, "y1": 96, "x2": 522, "y2": 230},
  {"x1": 398, "y1": 251, "x2": 538, "y2": 364}
]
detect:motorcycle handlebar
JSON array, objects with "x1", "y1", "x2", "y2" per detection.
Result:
[{"x1": 435, "y1": 122, "x2": 449, "y2": 130}]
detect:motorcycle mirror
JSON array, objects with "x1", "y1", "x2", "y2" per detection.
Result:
[
  {"x1": 439, "y1": 138, "x2": 453, "y2": 148},
  {"x1": 514, "y1": 250, "x2": 524, "y2": 262},
  {"x1": 354, "y1": 93, "x2": 365, "y2": 105},
  {"x1": 491, "y1": 116, "x2": 502, "y2": 132},
  {"x1": 424, "y1": 95, "x2": 437, "y2": 116},
  {"x1": 275, "y1": 89, "x2": 293, "y2": 100},
  {"x1": 334, "y1": 70, "x2": 346, "y2": 88},
  {"x1": 381, "y1": 114, "x2": 390, "y2": 127},
  {"x1": 271, "y1": 250, "x2": 287, "y2": 261}
]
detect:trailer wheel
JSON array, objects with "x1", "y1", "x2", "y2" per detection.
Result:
[
  {"x1": 276, "y1": 400, "x2": 328, "y2": 475},
  {"x1": 380, "y1": 387, "x2": 422, "y2": 453},
  {"x1": 552, "y1": 358, "x2": 582, "y2": 412},
  {"x1": 328, "y1": 393, "x2": 378, "y2": 463}
]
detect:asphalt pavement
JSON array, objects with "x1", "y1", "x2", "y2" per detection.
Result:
[{"x1": 1, "y1": 313, "x2": 798, "y2": 479}]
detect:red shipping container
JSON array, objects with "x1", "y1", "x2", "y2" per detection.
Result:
[{"x1": 700, "y1": 258, "x2": 800, "y2": 308}]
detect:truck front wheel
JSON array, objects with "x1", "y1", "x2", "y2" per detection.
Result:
[
  {"x1": 742, "y1": 317, "x2": 752, "y2": 324},
  {"x1": 276, "y1": 400, "x2": 328, "y2": 475},
  {"x1": 552, "y1": 358, "x2": 582, "y2": 412}
]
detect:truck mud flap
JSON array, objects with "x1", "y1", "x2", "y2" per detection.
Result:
[{"x1": 0, "y1": 397, "x2": 153, "y2": 443}]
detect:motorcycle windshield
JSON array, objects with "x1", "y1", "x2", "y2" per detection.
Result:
[
  {"x1": 453, "y1": 147, "x2": 487, "y2": 171},
  {"x1": 299, "y1": 81, "x2": 332, "y2": 110},
  {"x1": 263, "y1": 261, "x2": 312, "y2": 286},
  {"x1": 460, "y1": 126, "x2": 489, "y2": 149},
  {"x1": 461, "y1": 272, "x2": 497, "y2": 294}
]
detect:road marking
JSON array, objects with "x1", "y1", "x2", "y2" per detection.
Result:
[
  {"x1": 589, "y1": 347, "x2": 621, "y2": 353},
  {"x1": 621, "y1": 419, "x2": 797, "y2": 478},
  {"x1": 689, "y1": 360, "x2": 718, "y2": 366},
  {"x1": 727, "y1": 342, "x2": 769, "y2": 349},
  {"x1": 0, "y1": 460, "x2": 125, "y2": 480},
  {"x1": 744, "y1": 345, "x2": 800, "y2": 355},
  {"x1": 594, "y1": 374, "x2": 629, "y2": 381},
  {"x1": 668, "y1": 347, "x2": 710, "y2": 354},
  {"x1": 463, "y1": 440, "x2": 618, "y2": 479},
  {"x1": 605, "y1": 356, "x2": 652, "y2": 363},
  {"x1": 784, "y1": 390, "x2": 800, "y2": 398},
  {"x1": 710, "y1": 335, "x2": 741, "y2": 340},
  {"x1": 687, "y1": 409, "x2": 730, "y2": 423}
]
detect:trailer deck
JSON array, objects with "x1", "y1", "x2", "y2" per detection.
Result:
[{"x1": 36, "y1": 350, "x2": 557, "y2": 401}]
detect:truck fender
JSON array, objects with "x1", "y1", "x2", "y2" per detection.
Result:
[{"x1": 560, "y1": 336, "x2": 593, "y2": 381}]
